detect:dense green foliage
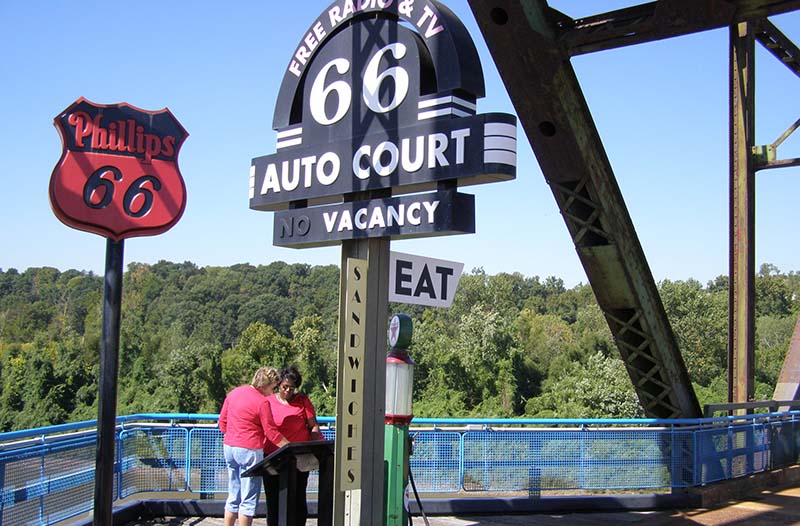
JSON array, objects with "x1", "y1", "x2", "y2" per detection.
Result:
[{"x1": 0, "y1": 261, "x2": 797, "y2": 431}]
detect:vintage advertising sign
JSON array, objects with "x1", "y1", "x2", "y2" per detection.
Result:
[
  {"x1": 389, "y1": 251, "x2": 463, "y2": 307},
  {"x1": 50, "y1": 98, "x2": 188, "y2": 241},
  {"x1": 274, "y1": 189, "x2": 474, "y2": 248},
  {"x1": 249, "y1": 0, "x2": 517, "y2": 247},
  {"x1": 340, "y1": 257, "x2": 368, "y2": 491}
]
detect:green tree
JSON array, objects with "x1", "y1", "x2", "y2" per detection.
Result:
[
  {"x1": 526, "y1": 352, "x2": 643, "y2": 418},
  {"x1": 221, "y1": 322, "x2": 292, "y2": 392},
  {"x1": 659, "y1": 279, "x2": 727, "y2": 386},
  {"x1": 755, "y1": 315, "x2": 796, "y2": 388}
]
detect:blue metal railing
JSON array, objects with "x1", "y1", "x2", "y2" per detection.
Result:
[{"x1": 0, "y1": 412, "x2": 798, "y2": 526}]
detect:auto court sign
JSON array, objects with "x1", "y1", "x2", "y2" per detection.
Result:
[
  {"x1": 247, "y1": 0, "x2": 517, "y2": 515},
  {"x1": 249, "y1": 0, "x2": 517, "y2": 247}
]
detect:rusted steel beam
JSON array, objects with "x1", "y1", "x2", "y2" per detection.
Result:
[
  {"x1": 774, "y1": 317, "x2": 800, "y2": 408},
  {"x1": 754, "y1": 18, "x2": 800, "y2": 78},
  {"x1": 555, "y1": 0, "x2": 800, "y2": 56},
  {"x1": 729, "y1": 22, "x2": 756, "y2": 405},
  {"x1": 468, "y1": 0, "x2": 701, "y2": 418}
]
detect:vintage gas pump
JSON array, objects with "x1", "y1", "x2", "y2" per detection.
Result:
[{"x1": 384, "y1": 313, "x2": 415, "y2": 526}]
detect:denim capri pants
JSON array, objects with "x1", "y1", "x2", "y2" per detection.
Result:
[{"x1": 224, "y1": 444, "x2": 264, "y2": 516}]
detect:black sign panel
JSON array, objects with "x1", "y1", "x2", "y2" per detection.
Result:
[
  {"x1": 273, "y1": 190, "x2": 475, "y2": 248},
  {"x1": 249, "y1": 0, "x2": 517, "y2": 244},
  {"x1": 251, "y1": 112, "x2": 515, "y2": 211}
]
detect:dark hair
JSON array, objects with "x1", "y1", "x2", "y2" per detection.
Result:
[{"x1": 280, "y1": 365, "x2": 302, "y2": 389}]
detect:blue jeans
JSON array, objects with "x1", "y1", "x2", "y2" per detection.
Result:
[{"x1": 224, "y1": 444, "x2": 264, "y2": 517}]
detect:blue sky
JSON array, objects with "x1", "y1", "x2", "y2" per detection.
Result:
[{"x1": 1, "y1": 1, "x2": 798, "y2": 287}]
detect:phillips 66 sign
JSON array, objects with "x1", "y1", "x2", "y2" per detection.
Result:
[
  {"x1": 50, "y1": 98, "x2": 188, "y2": 241},
  {"x1": 249, "y1": 0, "x2": 517, "y2": 248}
]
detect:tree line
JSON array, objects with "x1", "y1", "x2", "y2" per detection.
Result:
[{"x1": 0, "y1": 261, "x2": 797, "y2": 431}]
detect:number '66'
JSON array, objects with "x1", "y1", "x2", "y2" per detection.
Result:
[
  {"x1": 83, "y1": 166, "x2": 162, "y2": 218},
  {"x1": 309, "y1": 43, "x2": 410, "y2": 126}
]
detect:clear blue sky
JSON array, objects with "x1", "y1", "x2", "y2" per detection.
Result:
[{"x1": 1, "y1": 1, "x2": 798, "y2": 287}]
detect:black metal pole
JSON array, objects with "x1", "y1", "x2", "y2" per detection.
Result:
[{"x1": 93, "y1": 238, "x2": 124, "y2": 525}]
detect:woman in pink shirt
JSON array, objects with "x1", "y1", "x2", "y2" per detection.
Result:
[
  {"x1": 263, "y1": 365, "x2": 323, "y2": 526},
  {"x1": 218, "y1": 366, "x2": 279, "y2": 526}
]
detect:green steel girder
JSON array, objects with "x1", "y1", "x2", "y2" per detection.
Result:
[
  {"x1": 729, "y1": 20, "x2": 756, "y2": 405},
  {"x1": 555, "y1": 0, "x2": 800, "y2": 56},
  {"x1": 468, "y1": 0, "x2": 702, "y2": 418},
  {"x1": 470, "y1": 0, "x2": 800, "y2": 417}
]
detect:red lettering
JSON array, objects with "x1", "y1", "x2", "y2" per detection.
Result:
[
  {"x1": 126, "y1": 120, "x2": 136, "y2": 153},
  {"x1": 65, "y1": 111, "x2": 175, "y2": 161},
  {"x1": 107, "y1": 122, "x2": 119, "y2": 151},
  {"x1": 90, "y1": 114, "x2": 107, "y2": 149},
  {"x1": 136, "y1": 126, "x2": 145, "y2": 154},
  {"x1": 67, "y1": 111, "x2": 92, "y2": 147},
  {"x1": 161, "y1": 135, "x2": 175, "y2": 157},
  {"x1": 144, "y1": 134, "x2": 161, "y2": 163}
]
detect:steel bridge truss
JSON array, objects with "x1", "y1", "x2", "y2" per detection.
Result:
[{"x1": 468, "y1": 0, "x2": 800, "y2": 418}]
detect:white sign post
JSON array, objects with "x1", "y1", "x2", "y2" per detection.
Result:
[{"x1": 389, "y1": 251, "x2": 464, "y2": 308}]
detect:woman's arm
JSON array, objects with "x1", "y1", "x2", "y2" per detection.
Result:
[
  {"x1": 304, "y1": 396, "x2": 323, "y2": 440},
  {"x1": 218, "y1": 397, "x2": 229, "y2": 434},
  {"x1": 307, "y1": 416, "x2": 323, "y2": 441}
]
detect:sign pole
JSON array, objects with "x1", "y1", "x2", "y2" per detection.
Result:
[
  {"x1": 49, "y1": 97, "x2": 187, "y2": 524},
  {"x1": 247, "y1": 3, "x2": 517, "y2": 523},
  {"x1": 93, "y1": 238, "x2": 124, "y2": 526},
  {"x1": 334, "y1": 238, "x2": 389, "y2": 526}
]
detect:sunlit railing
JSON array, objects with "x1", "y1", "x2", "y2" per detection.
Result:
[{"x1": 1, "y1": 412, "x2": 798, "y2": 526}]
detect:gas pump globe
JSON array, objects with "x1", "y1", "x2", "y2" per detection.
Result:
[{"x1": 386, "y1": 313, "x2": 415, "y2": 424}]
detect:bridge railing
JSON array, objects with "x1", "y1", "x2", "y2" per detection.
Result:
[{"x1": 1, "y1": 412, "x2": 798, "y2": 526}]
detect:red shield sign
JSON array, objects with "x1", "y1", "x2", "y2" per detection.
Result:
[{"x1": 49, "y1": 97, "x2": 188, "y2": 241}]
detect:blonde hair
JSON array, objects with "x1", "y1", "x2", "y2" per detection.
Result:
[{"x1": 251, "y1": 366, "x2": 280, "y2": 389}]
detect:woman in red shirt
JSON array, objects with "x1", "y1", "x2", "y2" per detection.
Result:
[
  {"x1": 263, "y1": 365, "x2": 323, "y2": 526},
  {"x1": 219, "y1": 366, "x2": 279, "y2": 526}
]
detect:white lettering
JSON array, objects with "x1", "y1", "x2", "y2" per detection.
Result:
[
  {"x1": 354, "y1": 208, "x2": 369, "y2": 230},
  {"x1": 428, "y1": 133, "x2": 448, "y2": 168},
  {"x1": 353, "y1": 145, "x2": 371, "y2": 180},
  {"x1": 324, "y1": 211, "x2": 339, "y2": 232},
  {"x1": 450, "y1": 129, "x2": 470, "y2": 164},
  {"x1": 261, "y1": 163, "x2": 281, "y2": 195},
  {"x1": 313, "y1": 21, "x2": 327, "y2": 42},
  {"x1": 352, "y1": 130, "x2": 468, "y2": 179},
  {"x1": 282, "y1": 158, "x2": 301, "y2": 191},
  {"x1": 342, "y1": 0, "x2": 355, "y2": 18},
  {"x1": 325, "y1": 200, "x2": 441, "y2": 234},
  {"x1": 418, "y1": 6, "x2": 444, "y2": 38},
  {"x1": 304, "y1": 32, "x2": 319, "y2": 52},
  {"x1": 301, "y1": 156, "x2": 316, "y2": 187},
  {"x1": 260, "y1": 128, "x2": 473, "y2": 199},
  {"x1": 388, "y1": 204, "x2": 404, "y2": 226},
  {"x1": 399, "y1": 0, "x2": 414, "y2": 19},
  {"x1": 317, "y1": 152, "x2": 340, "y2": 185},
  {"x1": 328, "y1": 7, "x2": 343, "y2": 26},
  {"x1": 373, "y1": 141, "x2": 399, "y2": 176},
  {"x1": 295, "y1": 45, "x2": 311, "y2": 66},
  {"x1": 423, "y1": 200, "x2": 440, "y2": 223},
  {"x1": 368, "y1": 207, "x2": 386, "y2": 229},
  {"x1": 338, "y1": 210, "x2": 354, "y2": 231},
  {"x1": 401, "y1": 136, "x2": 424, "y2": 172},
  {"x1": 407, "y1": 202, "x2": 422, "y2": 225}
]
